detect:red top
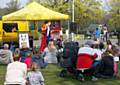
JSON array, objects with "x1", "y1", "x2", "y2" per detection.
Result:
[
  {"x1": 24, "y1": 57, "x2": 32, "y2": 69},
  {"x1": 51, "y1": 27, "x2": 61, "y2": 32},
  {"x1": 76, "y1": 53, "x2": 97, "y2": 69}
]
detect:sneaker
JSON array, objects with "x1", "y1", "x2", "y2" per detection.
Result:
[{"x1": 92, "y1": 76, "x2": 98, "y2": 81}]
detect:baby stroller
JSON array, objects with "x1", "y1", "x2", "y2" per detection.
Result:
[{"x1": 59, "y1": 41, "x2": 79, "y2": 78}]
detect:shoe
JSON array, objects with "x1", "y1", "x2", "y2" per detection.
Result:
[{"x1": 92, "y1": 76, "x2": 98, "y2": 81}]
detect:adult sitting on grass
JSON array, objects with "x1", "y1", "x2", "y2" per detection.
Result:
[
  {"x1": 43, "y1": 39, "x2": 58, "y2": 64},
  {"x1": 4, "y1": 53, "x2": 27, "y2": 85},
  {"x1": 0, "y1": 44, "x2": 14, "y2": 64},
  {"x1": 95, "y1": 47, "x2": 115, "y2": 78},
  {"x1": 76, "y1": 41, "x2": 98, "y2": 81},
  {"x1": 93, "y1": 41, "x2": 103, "y2": 66}
]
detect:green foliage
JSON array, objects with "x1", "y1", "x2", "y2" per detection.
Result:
[
  {"x1": 108, "y1": 14, "x2": 120, "y2": 31},
  {"x1": 0, "y1": 8, "x2": 7, "y2": 16},
  {"x1": 27, "y1": 0, "x2": 68, "y2": 14},
  {"x1": 27, "y1": 0, "x2": 104, "y2": 32},
  {"x1": 110, "y1": 0, "x2": 120, "y2": 11},
  {"x1": 107, "y1": 0, "x2": 120, "y2": 31},
  {"x1": 74, "y1": 0, "x2": 104, "y2": 30}
]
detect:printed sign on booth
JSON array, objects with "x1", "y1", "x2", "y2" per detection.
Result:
[{"x1": 19, "y1": 33, "x2": 30, "y2": 48}]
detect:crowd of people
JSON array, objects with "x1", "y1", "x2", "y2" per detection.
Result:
[
  {"x1": 0, "y1": 22, "x2": 120, "y2": 84},
  {"x1": 76, "y1": 40, "x2": 120, "y2": 80},
  {"x1": 0, "y1": 38, "x2": 120, "y2": 84},
  {"x1": 58, "y1": 39, "x2": 120, "y2": 81},
  {"x1": 0, "y1": 43, "x2": 45, "y2": 85},
  {"x1": 2, "y1": 38, "x2": 60, "y2": 85},
  {"x1": 0, "y1": 20, "x2": 63, "y2": 85},
  {"x1": 94, "y1": 24, "x2": 108, "y2": 42}
]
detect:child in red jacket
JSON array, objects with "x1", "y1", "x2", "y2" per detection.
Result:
[{"x1": 24, "y1": 52, "x2": 32, "y2": 70}]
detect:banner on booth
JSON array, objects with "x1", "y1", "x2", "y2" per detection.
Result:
[{"x1": 19, "y1": 33, "x2": 30, "y2": 48}]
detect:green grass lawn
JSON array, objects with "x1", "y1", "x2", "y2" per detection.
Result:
[
  {"x1": 0, "y1": 65, "x2": 6, "y2": 85},
  {"x1": 1, "y1": 64, "x2": 120, "y2": 85}
]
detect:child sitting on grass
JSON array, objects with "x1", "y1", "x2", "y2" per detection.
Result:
[
  {"x1": 32, "y1": 50, "x2": 47, "y2": 69},
  {"x1": 24, "y1": 52, "x2": 32, "y2": 70},
  {"x1": 27, "y1": 62, "x2": 44, "y2": 85}
]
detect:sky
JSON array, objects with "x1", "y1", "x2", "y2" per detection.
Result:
[{"x1": 99, "y1": 0, "x2": 110, "y2": 10}]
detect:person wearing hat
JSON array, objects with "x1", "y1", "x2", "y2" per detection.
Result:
[
  {"x1": 0, "y1": 44, "x2": 14, "y2": 64},
  {"x1": 4, "y1": 53, "x2": 27, "y2": 85}
]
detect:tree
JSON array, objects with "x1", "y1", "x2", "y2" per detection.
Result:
[
  {"x1": 107, "y1": 0, "x2": 120, "y2": 31},
  {"x1": 27, "y1": 0, "x2": 104, "y2": 33},
  {"x1": 5, "y1": 0, "x2": 20, "y2": 14},
  {"x1": 74, "y1": 0, "x2": 104, "y2": 30},
  {"x1": 28, "y1": 0, "x2": 41, "y2": 3},
  {"x1": 0, "y1": 8, "x2": 7, "y2": 16}
]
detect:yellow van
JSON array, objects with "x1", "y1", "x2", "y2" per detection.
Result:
[{"x1": 0, "y1": 21, "x2": 29, "y2": 42}]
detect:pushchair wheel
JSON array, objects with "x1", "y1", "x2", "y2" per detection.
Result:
[
  {"x1": 77, "y1": 73, "x2": 85, "y2": 82},
  {"x1": 59, "y1": 70, "x2": 67, "y2": 77}
]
